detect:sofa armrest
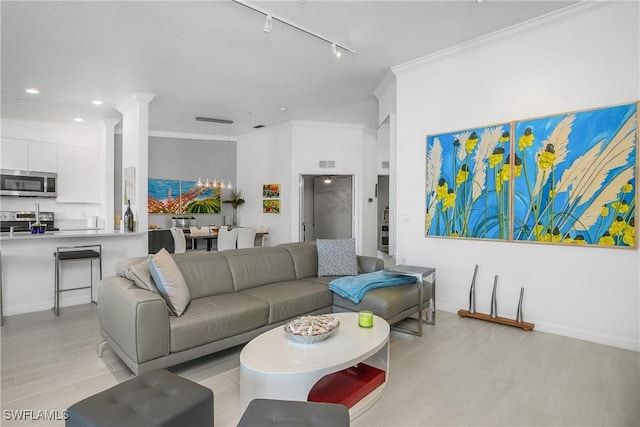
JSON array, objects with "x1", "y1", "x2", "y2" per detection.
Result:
[
  {"x1": 98, "y1": 276, "x2": 170, "y2": 364},
  {"x1": 357, "y1": 255, "x2": 384, "y2": 273}
]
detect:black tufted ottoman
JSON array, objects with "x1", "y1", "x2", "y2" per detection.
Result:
[
  {"x1": 237, "y1": 399, "x2": 350, "y2": 427},
  {"x1": 66, "y1": 369, "x2": 213, "y2": 427}
]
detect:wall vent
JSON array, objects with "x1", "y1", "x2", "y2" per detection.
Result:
[
  {"x1": 319, "y1": 160, "x2": 336, "y2": 168},
  {"x1": 382, "y1": 161, "x2": 390, "y2": 169}
]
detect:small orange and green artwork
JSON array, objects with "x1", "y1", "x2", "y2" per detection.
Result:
[
  {"x1": 263, "y1": 183, "x2": 280, "y2": 198},
  {"x1": 263, "y1": 199, "x2": 280, "y2": 214},
  {"x1": 148, "y1": 179, "x2": 221, "y2": 214},
  {"x1": 426, "y1": 123, "x2": 511, "y2": 240}
]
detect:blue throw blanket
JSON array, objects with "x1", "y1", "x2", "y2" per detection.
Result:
[{"x1": 329, "y1": 270, "x2": 417, "y2": 304}]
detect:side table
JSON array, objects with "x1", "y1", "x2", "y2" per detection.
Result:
[{"x1": 384, "y1": 265, "x2": 436, "y2": 336}]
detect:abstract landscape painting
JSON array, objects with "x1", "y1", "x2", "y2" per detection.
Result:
[
  {"x1": 425, "y1": 102, "x2": 637, "y2": 249},
  {"x1": 148, "y1": 179, "x2": 221, "y2": 214},
  {"x1": 513, "y1": 103, "x2": 636, "y2": 247},
  {"x1": 426, "y1": 123, "x2": 511, "y2": 240}
]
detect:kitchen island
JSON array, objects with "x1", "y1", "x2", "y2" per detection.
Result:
[{"x1": 0, "y1": 230, "x2": 147, "y2": 317}]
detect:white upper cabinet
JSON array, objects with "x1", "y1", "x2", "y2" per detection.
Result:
[
  {"x1": 28, "y1": 141, "x2": 58, "y2": 172},
  {"x1": 1, "y1": 138, "x2": 29, "y2": 170},
  {"x1": 56, "y1": 144, "x2": 101, "y2": 203},
  {"x1": 1, "y1": 138, "x2": 58, "y2": 172}
]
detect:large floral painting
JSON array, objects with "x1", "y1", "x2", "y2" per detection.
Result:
[
  {"x1": 513, "y1": 103, "x2": 636, "y2": 247},
  {"x1": 426, "y1": 123, "x2": 511, "y2": 240},
  {"x1": 425, "y1": 102, "x2": 637, "y2": 248},
  {"x1": 148, "y1": 179, "x2": 221, "y2": 214}
]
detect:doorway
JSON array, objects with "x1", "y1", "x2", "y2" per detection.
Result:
[{"x1": 300, "y1": 175, "x2": 353, "y2": 242}]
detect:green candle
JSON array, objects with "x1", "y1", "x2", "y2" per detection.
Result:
[{"x1": 359, "y1": 310, "x2": 374, "y2": 328}]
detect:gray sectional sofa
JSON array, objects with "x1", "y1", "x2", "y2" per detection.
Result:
[{"x1": 97, "y1": 241, "x2": 431, "y2": 374}]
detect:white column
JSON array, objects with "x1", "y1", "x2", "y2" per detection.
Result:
[
  {"x1": 98, "y1": 119, "x2": 120, "y2": 232},
  {"x1": 116, "y1": 92, "x2": 155, "y2": 233}
]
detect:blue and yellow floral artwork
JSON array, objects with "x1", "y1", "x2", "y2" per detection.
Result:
[
  {"x1": 425, "y1": 102, "x2": 637, "y2": 248},
  {"x1": 513, "y1": 103, "x2": 636, "y2": 247},
  {"x1": 426, "y1": 124, "x2": 511, "y2": 240}
]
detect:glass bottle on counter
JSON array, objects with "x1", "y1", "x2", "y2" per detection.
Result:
[{"x1": 124, "y1": 200, "x2": 135, "y2": 232}]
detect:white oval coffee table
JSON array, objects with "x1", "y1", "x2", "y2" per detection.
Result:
[{"x1": 239, "y1": 312, "x2": 390, "y2": 419}]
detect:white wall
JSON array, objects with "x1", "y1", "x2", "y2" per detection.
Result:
[
  {"x1": 237, "y1": 120, "x2": 378, "y2": 255},
  {"x1": 392, "y1": 2, "x2": 639, "y2": 350},
  {"x1": 236, "y1": 124, "x2": 293, "y2": 247}
]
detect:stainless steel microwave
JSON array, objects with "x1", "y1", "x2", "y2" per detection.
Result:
[{"x1": 0, "y1": 169, "x2": 57, "y2": 197}]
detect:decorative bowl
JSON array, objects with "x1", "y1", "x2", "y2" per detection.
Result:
[{"x1": 283, "y1": 315, "x2": 340, "y2": 344}]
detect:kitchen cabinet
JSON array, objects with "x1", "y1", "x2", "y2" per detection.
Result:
[
  {"x1": 28, "y1": 141, "x2": 57, "y2": 172},
  {"x1": 1, "y1": 138, "x2": 28, "y2": 170},
  {"x1": 56, "y1": 145, "x2": 101, "y2": 203},
  {"x1": 0, "y1": 138, "x2": 57, "y2": 172}
]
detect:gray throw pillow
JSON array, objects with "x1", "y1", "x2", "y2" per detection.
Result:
[
  {"x1": 317, "y1": 239, "x2": 358, "y2": 277},
  {"x1": 127, "y1": 261, "x2": 160, "y2": 295},
  {"x1": 148, "y1": 248, "x2": 191, "y2": 316}
]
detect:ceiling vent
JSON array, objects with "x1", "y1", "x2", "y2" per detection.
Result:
[
  {"x1": 319, "y1": 160, "x2": 336, "y2": 168},
  {"x1": 382, "y1": 161, "x2": 390, "y2": 169},
  {"x1": 253, "y1": 124, "x2": 266, "y2": 129},
  {"x1": 195, "y1": 117, "x2": 234, "y2": 124}
]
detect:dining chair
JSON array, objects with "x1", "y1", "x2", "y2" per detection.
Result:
[
  {"x1": 237, "y1": 227, "x2": 257, "y2": 249},
  {"x1": 217, "y1": 227, "x2": 239, "y2": 251},
  {"x1": 170, "y1": 227, "x2": 187, "y2": 254}
]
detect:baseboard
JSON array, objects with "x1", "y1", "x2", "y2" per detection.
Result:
[
  {"x1": 437, "y1": 303, "x2": 639, "y2": 352},
  {"x1": 3, "y1": 295, "x2": 92, "y2": 317}
]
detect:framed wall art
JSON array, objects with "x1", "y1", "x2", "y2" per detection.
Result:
[
  {"x1": 425, "y1": 101, "x2": 637, "y2": 248},
  {"x1": 263, "y1": 183, "x2": 280, "y2": 198},
  {"x1": 426, "y1": 123, "x2": 511, "y2": 240},
  {"x1": 148, "y1": 178, "x2": 221, "y2": 214}
]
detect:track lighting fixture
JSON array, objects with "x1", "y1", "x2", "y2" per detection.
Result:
[
  {"x1": 323, "y1": 176, "x2": 332, "y2": 184},
  {"x1": 331, "y1": 43, "x2": 341, "y2": 58},
  {"x1": 263, "y1": 14, "x2": 272, "y2": 33},
  {"x1": 232, "y1": 0, "x2": 355, "y2": 56}
]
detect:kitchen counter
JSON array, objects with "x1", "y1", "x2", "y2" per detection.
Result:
[
  {"x1": 0, "y1": 230, "x2": 147, "y2": 317},
  {"x1": 1, "y1": 230, "x2": 145, "y2": 241}
]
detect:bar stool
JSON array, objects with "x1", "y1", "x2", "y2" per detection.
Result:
[{"x1": 53, "y1": 244, "x2": 102, "y2": 316}]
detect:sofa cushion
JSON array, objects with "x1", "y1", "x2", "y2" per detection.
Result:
[
  {"x1": 278, "y1": 242, "x2": 319, "y2": 279},
  {"x1": 332, "y1": 282, "x2": 432, "y2": 320},
  {"x1": 148, "y1": 248, "x2": 191, "y2": 316},
  {"x1": 169, "y1": 293, "x2": 269, "y2": 352},
  {"x1": 316, "y1": 239, "x2": 358, "y2": 277},
  {"x1": 172, "y1": 252, "x2": 235, "y2": 299},
  {"x1": 240, "y1": 280, "x2": 333, "y2": 324},
  {"x1": 223, "y1": 247, "x2": 297, "y2": 292}
]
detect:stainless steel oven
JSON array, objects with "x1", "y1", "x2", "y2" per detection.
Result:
[{"x1": 0, "y1": 169, "x2": 57, "y2": 197}]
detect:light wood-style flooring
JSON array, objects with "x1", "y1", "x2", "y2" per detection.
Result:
[{"x1": 1, "y1": 304, "x2": 638, "y2": 426}]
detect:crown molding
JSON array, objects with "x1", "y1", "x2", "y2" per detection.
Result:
[
  {"x1": 373, "y1": 71, "x2": 396, "y2": 100},
  {"x1": 392, "y1": 1, "x2": 617, "y2": 75}
]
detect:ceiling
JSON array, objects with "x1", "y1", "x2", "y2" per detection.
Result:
[{"x1": 1, "y1": 1, "x2": 578, "y2": 137}]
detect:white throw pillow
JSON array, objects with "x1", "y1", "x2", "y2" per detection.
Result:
[
  {"x1": 316, "y1": 239, "x2": 358, "y2": 277},
  {"x1": 148, "y1": 248, "x2": 191, "y2": 316}
]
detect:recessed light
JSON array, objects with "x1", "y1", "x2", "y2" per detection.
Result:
[
  {"x1": 73, "y1": 117, "x2": 84, "y2": 122},
  {"x1": 280, "y1": 106, "x2": 288, "y2": 111},
  {"x1": 25, "y1": 88, "x2": 40, "y2": 94},
  {"x1": 92, "y1": 100, "x2": 103, "y2": 105}
]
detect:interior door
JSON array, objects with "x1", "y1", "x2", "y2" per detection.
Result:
[{"x1": 300, "y1": 175, "x2": 353, "y2": 241}]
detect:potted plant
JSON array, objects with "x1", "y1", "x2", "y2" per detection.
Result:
[{"x1": 223, "y1": 190, "x2": 245, "y2": 227}]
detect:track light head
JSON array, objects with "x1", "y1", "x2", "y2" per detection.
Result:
[
  {"x1": 263, "y1": 14, "x2": 273, "y2": 33},
  {"x1": 331, "y1": 43, "x2": 341, "y2": 58}
]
